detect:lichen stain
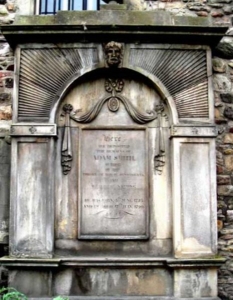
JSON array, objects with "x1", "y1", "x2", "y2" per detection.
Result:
[
  {"x1": 126, "y1": 270, "x2": 166, "y2": 295},
  {"x1": 201, "y1": 282, "x2": 212, "y2": 297},
  {"x1": 58, "y1": 219, "x2": 68, "y2": 231},
  {"x1": 182, "y1": 237, "x2": 211, "y2": 252}
]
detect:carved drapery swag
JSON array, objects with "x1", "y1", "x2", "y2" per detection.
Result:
[
  {"x1": 61, "y1": 104, "x2": 73, "y2": 175},
  {"x1": 61, "y1": 42, "x2": 165, "y2": 175},
  {"x1": 154, "y1": 105, "x2": 166, "y2": 175}
]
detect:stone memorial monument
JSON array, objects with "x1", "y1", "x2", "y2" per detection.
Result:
[{"x1": 0, "y1": 10, "x2": 227, "y2": 299}]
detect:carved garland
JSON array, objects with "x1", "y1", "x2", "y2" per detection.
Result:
[{"x1": 61, "y1": 41, "x2": 166, "y2": 175}]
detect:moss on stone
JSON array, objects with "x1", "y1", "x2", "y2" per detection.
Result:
[{"x1": 13, "y1": 10, "x2": 214, "y2": 27}]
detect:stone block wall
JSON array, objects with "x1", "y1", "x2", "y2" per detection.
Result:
[
  {"x1": 214, "y1": 46, "x2": 233, "y2": 299},
  {"x1": 0, "y1": 0, "x2": 14, "y2": 122},
  {"x1": 0, "y1": 0, "x2": 15, "y2": 289},
  {"x1": 0, "y1": 0, "x2": 233, "y2": 299}
]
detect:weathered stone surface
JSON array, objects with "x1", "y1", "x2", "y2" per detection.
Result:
[
  {"x1": 218, "y1": 185, "x2": 233, "y2": 195},
  {"x1": 220, "y1": 234, "x2": 233, "y2": 240},
  {"x1": 208, "y1": 3, "x2": 224, "y2": 7},
  {"x1": 215, "y1": 107, "x2": 221, "y2": 119},
  {"x1": 5, "y1": 78, "x2": 13, "y2": 88},
  {"x1": 218, "y1": 220, "x2": 223, "y2": 231},
  {"x1": 224, "y1": 133, "x2": 233, "y2": 144},
  {"x1": 53, "y1": 268, "x2": 173, "y2": 296},
  {"x1": 13, "y1": 10, "x2": 215, "y2": 27},
  {"x1": 100, "y1": 4, "x2": 127, "y2": 10},
  {"x1": 227, "y1": 210, "x2": 233, "y2": 222},
  {"x1": 0, "y1": 105, "x2": 11, "y2": 120},
  {"x1": 9, "y1": 270, "x2": 50, "y2": 297},
  {"x1": 125, "y1": 0, "x2": 144, "y2": 10},
  {"x1": 223, "y1": 148, "x2": 233, "y2": 154},
  {"x1": 0, "y1": 137, "x2": 10, "y2": 244},
  {"x1": 221, "y1": 228, "x2": 233, "y2": 235},
  {"x1": 213, "y1": 57, "x2": 227, "y2": 73},
  {"x1": 214, "y1": 74, "x2": 231, "y2": 92},
  {"x1": 196, "y1": 11, "x2": 209, "y2": 16},
  {"x1": 220, "y1": 92, "x2": 233, "y2": 103},
  {"x1": 216, "y1": 37, "x2": 233, "y2": 59},
  {"x1": 224, "y1": 106, "x2": 233, "y2": 120},
  {"x1": 226, "y1": 28, "x2": 233, "y2": 36},
  {"x1": 6, "y1": 3, "x2": 15, "y2": 12},
  {"x1": 216, "y1": 119, "x2": 228, "y2": 124},
  {"x1": 217, "y1": 150, "x2": 223, "y2": 159},
  {"x1": 0, "y1": 4, "x2": 8, "y2": 15},
  {"x1": 0, "y1": 92, "x2": 10, "y2": 102},
  {"x1": 208, "y1": 0, "x2": 232, "y2": 3},
  {"x1": 80, "y1": 129, "x2": 148, "y2": 239},
  {"x1": 217, "y1": 164, "x2": 226, "y2": 174},
  {"x1": 174, "y1": 269, "x2": 218, "y2": 298},
  {"x1": 0, "y1": 15, "x2": 227, "y2": 295},
  {"x1": 223, "y1": 5, "x2": 232, "y2": 14},
  {"x1": 211, "y1": 10, "x2": 224, "y2": 17},
  {"x1": 224, "y1": 155, "x2": 233, "y2": 170},
  {"x1": 217, "y1": 157, "x2": 224, "y2": 165},
  {"x1": 187, "y1": 3, "x2": 210, "y2": 11},
  {"x1": 217, "y1": 175, "x2": 231, "y2": 185}
]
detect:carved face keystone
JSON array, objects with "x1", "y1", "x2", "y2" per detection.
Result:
[{"x1": 105, "y1": 42, "x2": 122, "y2": 67}]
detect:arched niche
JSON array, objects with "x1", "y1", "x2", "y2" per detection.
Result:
[
  {"x1": 50, "y1": 66, "x2": 178, "y2": 125},
  {"x1": 54, "y1": 67, "x2": 173, "y2": 257}
]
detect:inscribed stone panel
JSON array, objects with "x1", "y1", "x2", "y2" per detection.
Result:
[{"x1": 79, "y1": 128, "x2": 148, "y2": 239}]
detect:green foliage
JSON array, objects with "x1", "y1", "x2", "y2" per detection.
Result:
[
  {"x1": 0, "y1": 288, "x2": 70, "y2": 300},
  {"x1": 0, "y1": 288, "x2": 28, "y2": 300}
]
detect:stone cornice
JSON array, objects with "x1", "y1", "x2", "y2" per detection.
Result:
[
  {"x1": 0, "y1": 256, "x2": 225, "y2": 268},
  {"x1": 0, "y1": 11, "x2": 228, "y2": 48}
]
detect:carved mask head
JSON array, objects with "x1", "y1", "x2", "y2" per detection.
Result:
[{"x1": 105, "y1": 41, "x2": 123, "y2": 67}]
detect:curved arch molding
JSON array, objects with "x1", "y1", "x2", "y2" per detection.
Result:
[{"x1": 18, "y1": 45, "x2": 209, "y2": 121}]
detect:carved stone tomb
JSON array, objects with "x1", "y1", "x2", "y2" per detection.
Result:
[{"x1": 0, "y1": 12, "x2": 227, "y2": 299}]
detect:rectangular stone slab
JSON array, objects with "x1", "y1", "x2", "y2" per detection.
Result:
[{"x1": 79, "y1": 128, "x2": 149, "y2": 239}]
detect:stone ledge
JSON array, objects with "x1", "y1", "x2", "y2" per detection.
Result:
[
  {"x1": 0, "y1": 11, "x2": 228, "y2": 47},
  {"x1": 170, "y1": 125, "x2": 217, "y2": 137},
  {"x1": 10, "y1": 123, "x2": 57, "y2": 136},
  {"x1": 27, "y1": 297, "x2": 221, "y2": 300},
  {"x1": 0, "y1": 256, "x2": 225, "y2": 268}
]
